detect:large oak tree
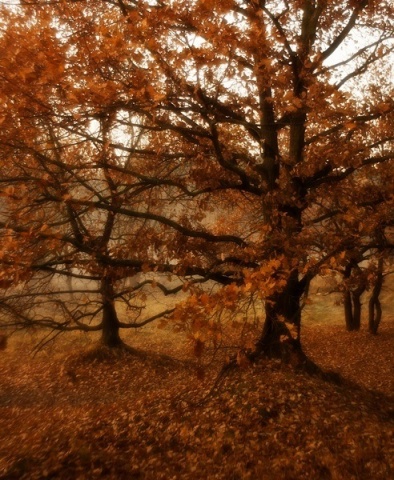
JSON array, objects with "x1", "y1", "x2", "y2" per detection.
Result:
[{"x1": 0, "y1": 1, "x2": 393, "y2": 357}]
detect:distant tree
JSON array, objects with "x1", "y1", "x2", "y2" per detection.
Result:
[
  {"x1": 367, "y1": 227, "x2": 393, "y2": 335},
  {"x1": 0, "y1": 1, "x2": 393, "y2": 360},
  {"x1": 368, "y1": 257, "x2": 384, "y2": 335},
  {"x1": 332, "y1": 197, "x2": 394, "y2": 332},
  {"x1": 0, "y1": 5, "x2": 239, "y2": 347},
  {"x1": 0, "y1": 113, "x2": 180, "y2": 347},
  {"x1": 342, "y1": 257, "x2": 367, "y2": 332},
  {"x1": 339, "y1": 253, "x2": 388, "y2": 333}
]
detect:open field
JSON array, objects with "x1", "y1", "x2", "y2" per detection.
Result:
[{"x1": 0, "y1": 285, "x2": 393, "y2": 480}]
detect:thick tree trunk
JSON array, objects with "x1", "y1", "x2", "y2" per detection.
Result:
[
  {"x1": 101, "y1": 300, "x2": 122, "y2": 347},
  {"x1": 100, "y1": 277, "x2": 123, "y2": 348},
  {"x1": 256, "y1": 302, "x2": 293, "y2": 358},
  {"x1": 255, "y1": 270, "x2": 305, "y2": 363},
  {"x1": 368, "y1": 258, "x2": 384, "y2": 335}
]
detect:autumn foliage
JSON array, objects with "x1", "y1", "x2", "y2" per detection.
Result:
[
  {"x1": 0, "y1": 2, "x2": 393, "y2": 478},
  {"x1": 0, "y1": 2, "x2": 393, "y2": 355}
]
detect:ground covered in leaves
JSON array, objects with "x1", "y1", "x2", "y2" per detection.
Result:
[{"x1": 0, "y1": 321, "x2": 393, "y2": 480}]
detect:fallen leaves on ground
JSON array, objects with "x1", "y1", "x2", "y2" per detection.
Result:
[{"x1": 0, "y1": 323, "x2": 393, "y2": 480}]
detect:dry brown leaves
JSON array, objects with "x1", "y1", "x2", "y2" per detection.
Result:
[{"x1": 0, "y1": 322, "x2": 393, "y2": 480}]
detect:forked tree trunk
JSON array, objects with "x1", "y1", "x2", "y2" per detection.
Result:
[
  {"x1": 368, "y1": 258, "x2": 384, "y2": 335},
  {"x1": 100, "y1": 277, "x2": 123, "y2": 348},
  {"x1": 344, "y1": 286, "x2": 365, "y2": 331}
]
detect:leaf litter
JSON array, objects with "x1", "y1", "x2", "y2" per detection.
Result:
[{"x1": 0, "y1": 322, "x2": 393, "y2": 480}]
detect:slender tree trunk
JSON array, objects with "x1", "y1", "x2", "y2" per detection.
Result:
[
  {"x1": 343, "y1": 263, "x2": 365, "y2": 331},
  {"x1": 100, "y1": 276, "x2": 123, "y2": 348},
  {"x1": 344, "y1": 290, "x2": 354, "y2": 331},
  {"x1": 368, "y1": 258, "x2": 384, "y2": 335},
  {"x1": 351, "y1": 284, "x2": 365, "y2": 331},
  {"x1": 343, "y1": 264, "x2": 355, "y2": 331}
]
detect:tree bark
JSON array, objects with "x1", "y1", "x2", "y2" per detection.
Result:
[
  {"x1": 100, "y1": 276, "x2": 123, "y2": 348},
  {"x1": 255, "y1": 270, "x2": 305, "y2": 363},
  {"x1": 368, "y1": 258, "x2": 384, "y2": 335},
  {"x1": 343, "y1": 264, "x2": 365, "y2": 331},
  {"x1": 351, "y1": 285, "x2": 364, "y2": 331},
  {"x1": 344, "y1": 287, "x2": 364, "y2": 331},
  {"x1": 343, "y1": 291, "x2": 354, "y2": 331}
]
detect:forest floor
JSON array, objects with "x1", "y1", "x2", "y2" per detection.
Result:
[{"x1": 0, "y1": 313, "x2": 393, "y2": 479}]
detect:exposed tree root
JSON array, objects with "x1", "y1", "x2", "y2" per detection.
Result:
[
  {"x1": 62, "y1": 341, "x2": 200, "y2": 382},
  {"x1": 251, "y1": 340, "x2": 344, "y2": 385},
  {"x1": 63, "y1": 342, "x2": 144, "y2": 371},
  {"x1": 197, "y1": 342, "x2": 345, "y2": 406}
]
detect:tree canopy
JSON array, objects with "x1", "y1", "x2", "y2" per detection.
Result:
[{"x1": 0, "y1": 0, "x2": 393, "y2": 355}]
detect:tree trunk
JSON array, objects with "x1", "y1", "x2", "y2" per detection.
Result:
[
  {"x1": 351, "y1": 285, "x2": 364, "y2": 331},
  {"x1": 255, "y1": 270, "x2": 305, "y2": 364},
  {"x1": 344, "y1": 287, "x2": 365, "y2": 331},
  {"x1": 368, "y1": 258, "x2": 384, "y2": 335},
  {"x1": 343, "y1": 264, "x2": 365, "y2": 331},
  {"x1": 344, "y1": 290, "x2": 354, "y2": 331},
  {"x1": 100, "y1": 277, "x2": 123, "y2": 348}
]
